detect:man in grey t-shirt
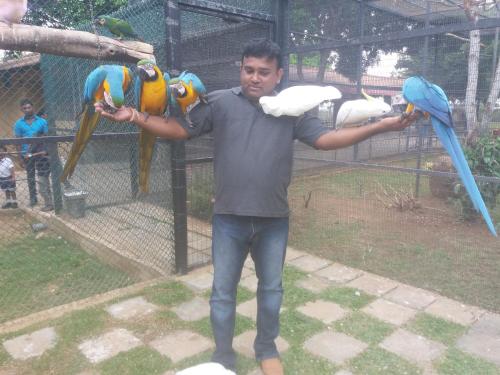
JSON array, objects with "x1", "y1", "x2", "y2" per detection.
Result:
[{"x1": 97, "y1": 39, "x2": 417, "y2": 375}]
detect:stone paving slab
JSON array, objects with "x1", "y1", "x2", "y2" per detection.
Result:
[
  {"x1": 243, "y1": 257, "x2": 255, "y2": 270},
  {"x1": 424, "y1": 297, "x2": 484, "y2": 326},
  {"x1": 106, "y1": 296, "x2": 158, "y2": 321},
  {"x1": 172, "y1": 297, "x2": 210, "y2": 321},
  {"x1": 295, "y1": 275, "x2": 333, "y2": 293},
  {"x1": 237, "y1": 298, "x2": 258, "y2": 321},
  {"x1": 315, "y1": 263, "x2": 363, "y2": 283},
  {"x1": 178, "y1": 269, "x2": 213, "y2": 292},
  {"x1": 3, "y1": 327, "x2": 57, "y2": 360},
  {"x1": 384, "y1": 285, "x2": 437, "y2": 310},
  {"x1": 362, "y1": 298, "x2": 418, "y2": 326},
  {"x1": 78, "y1": 328, "x2": 142, "y2": 364},
  {"x1": 304, "y1": 331, "x2": 368, "y2": 365},
  {"x1": 296, "y1": 300, "x2": 349, "y2": 324},
  {"x1": 380, "y1": 328, "x2": 446, "y2": 364},
  {"x1": 240, "y1": 274, "x2": 258, "y2": 293},
  {"x1": 285, "y1": 246, "x2": 308, "y2": 261},
  {"x1": 334, "y1": 371, "x2": 354, "y2": 375},
  {"x1": 287, "y1": 254, "x2": 331, "y2": 273},
  {"x1": 149, "y1": 330, "x2": 214, "y2": 363},
  {"x1": 457, "y1": 312, "x2": 500, "y2": 366},
  {"x1": 233, "y1": 330, "x2": 289, "y2": 358},
  {"x1": 347, "y1": 273, "x2": 398, "y2": 297}
]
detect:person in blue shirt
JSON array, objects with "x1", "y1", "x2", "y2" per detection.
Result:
[{"x1": 13, "y1": 99, "x2": 48, "y2": 207}]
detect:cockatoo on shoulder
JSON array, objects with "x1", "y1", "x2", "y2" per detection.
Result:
[
  {"x1": 336, "y1": 89, "x2": 392, "y2": 127},
  {"x1": 175, "y1": 362, "x2": 236, "y2": 375},
  {"x1": 0, "y1": 0, "x2": 27, "y2": 25},
  {"x1": 259, "y1": 85, "x2": 341, "y2": 117}
]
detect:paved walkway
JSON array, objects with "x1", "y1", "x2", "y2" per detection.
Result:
[{"x1": 1, "y1": 247, "x2": 499, "y2": 374}]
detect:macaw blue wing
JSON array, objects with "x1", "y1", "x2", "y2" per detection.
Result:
[
  {"x1": 403, "y1": 76, "x2": 497, "y2": 236},
  {"x1": 83, "y1": 66, "x2": 107, "y2": 104}
]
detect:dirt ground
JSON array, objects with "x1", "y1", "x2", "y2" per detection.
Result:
[
  {"x1": 288, "y1": 172, "x2": 500, "y2": 312},
  {"x1": 0, "y1": 210, "x2": 33, "y2": 245}
]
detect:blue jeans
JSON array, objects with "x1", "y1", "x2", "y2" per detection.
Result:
[{"x1": 210, "y1": 214, "x2": 289, "y2": 370}]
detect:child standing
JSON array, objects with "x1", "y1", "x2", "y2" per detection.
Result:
[{"x1": 0, "y1": 146, "x2": 18, "y2": 209}]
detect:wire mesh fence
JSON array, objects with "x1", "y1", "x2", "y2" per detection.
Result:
[{"x1": 0, "y1": 0, "x2": 498, "y2": 336}]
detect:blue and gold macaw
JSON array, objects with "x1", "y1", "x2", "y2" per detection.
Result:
[
  {"x1": 168, "y1": 71, "x2": 207, "y2": 114},
  {"x1": 134, "y1": 59, "x2": 169, "y2": 193},
  {"x1": 403, "y1": 76, "x2": 497, "y2": 236},
  {"x1": 61, "y1": 65, "x2": 132, "y2": 181}
]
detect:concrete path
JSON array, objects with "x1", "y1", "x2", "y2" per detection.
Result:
[{"x1": 2, "y1": 247, "x2": 499, "y2": 374}]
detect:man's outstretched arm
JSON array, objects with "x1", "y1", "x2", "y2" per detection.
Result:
[
  {"x1": 95, "y1": 103, "x2": 190, "y2": 140},
  {"x1": 314, "y1": 113, "x2": 419, "y2": 151}
]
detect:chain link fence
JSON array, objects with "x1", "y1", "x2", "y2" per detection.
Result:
[{"x1": 0, "y1": 0, "x2": 499, "y2": 327}]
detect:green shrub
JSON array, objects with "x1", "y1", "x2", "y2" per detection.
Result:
[
  {"x1": 452, "y1": 136, "x2": 500, "y2": 220},
  {"x1": 187, "y1": 166, "x2": 214, "y2": 221}
]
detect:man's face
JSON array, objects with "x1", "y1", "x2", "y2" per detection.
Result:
[
  {"x1": 21, "y1": 104, "x2": 34, "y2": 117},
  {"x1": 240, "y1": 56, "x2": 283, "y2": 101}
]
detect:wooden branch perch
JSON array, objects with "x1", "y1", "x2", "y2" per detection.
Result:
[{"x1": 0, "y1": 24, "x2": 154, "y2": 63}]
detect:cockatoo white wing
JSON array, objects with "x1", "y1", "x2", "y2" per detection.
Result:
[
  {"x1": 176, "y1": 362, "x2": 236, "y2": 375},
  {"x1": 336, "y1": 90, "x2": 392, "y2": 127},
  {"x1": 260, "y1": 85, "x2": 341, "y2": 117},
  {"x1": 0, "y1": 0, "x2": 27, "y2": 25}
]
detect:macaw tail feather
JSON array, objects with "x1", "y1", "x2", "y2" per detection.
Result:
[
  {"x1": 139, "y1": 129, "x2": 157, "y2": 193},
  {"x1": 60, "y1": 105, "x2": 101, "y2": 182},
  {"x1": 431, "y1": 118, "x2": 497, "y2": 236}
]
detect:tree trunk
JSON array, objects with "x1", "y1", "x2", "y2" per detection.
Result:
[
  {"x1": 297, "y1": 53, "x2": 304, "y2": 81},
  {"x1": 464, "y1": 29, "x2": 481, "y2": 141},
  {"x1": 0, "y1": 24, "x2": 154, "y2": 63},
  {"x1": 316, "y1": 49, "x2": 330, "y2": 83},
  {"x1": 479, "y1": 54, "x2": 500, "y2": 135}
]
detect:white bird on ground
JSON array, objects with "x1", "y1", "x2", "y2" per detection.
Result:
[
  {"x1": 0, "y1": 0, "x2": 27, "y2": 25},
  {"x1": 176, "y1": 362, "x2": 236, "y2": 375},
  {"x1": 335, "y1": 89, "x2": 392, "y2": 127},
  {"x1": 260, "y1": 85, "x2": 342, "y2": 117}
]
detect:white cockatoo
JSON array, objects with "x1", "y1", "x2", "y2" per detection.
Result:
[
  {"x1": 0, "y1": 0, "x2": 27, "y2": 25},
  {"x1": 260, "y1": 85, "x2": 342, "y2": 117},
  {"x1": 335, "y1": 89, "x2": 392, "y2": 127},
  {"x1": 176, "y1": 362, "x2": 236, "y2": 375}
]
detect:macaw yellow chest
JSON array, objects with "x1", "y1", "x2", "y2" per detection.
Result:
[{"x1": 141, "y1": 78, "x2": 167, "y2": 115}]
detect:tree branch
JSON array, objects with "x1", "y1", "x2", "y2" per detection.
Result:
[{"x1": 0, "y1": 24, "x2": 154, "y2": 63}]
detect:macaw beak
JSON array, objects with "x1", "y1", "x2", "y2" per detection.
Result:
[
  {"x1": 405, "y1": 103, "x2": 430, "y2": 119},
  {"x1": 137, "y1": 65, "x2": 156, "y2": 81}
]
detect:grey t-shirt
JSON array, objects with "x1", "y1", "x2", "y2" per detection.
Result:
[{"x1": 179, "y1": 86, "x2": 329, "y2": 217}]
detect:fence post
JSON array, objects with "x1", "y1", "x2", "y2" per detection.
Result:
[
  {"x1": 275, "y1": 0, "x2": 289, "y2": 88},
  {"x1": 164, "y1": 0, "x2": 188, "y2": 275}
]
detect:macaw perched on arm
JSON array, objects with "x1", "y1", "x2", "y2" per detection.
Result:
[
  {"x1": 95, "y1": 16, "x2": 143, "y2": 41},
  {"x1": 168, "y1": 71, "x2": 207, "y2": 114},
  {"x1": 61, "y1": 65, "x2": 132, "y2": 182},
  {"x1": 403, "y1": 76, "x2": 497, "y2": 236},
  {"x1": 134, "y1": 59, "x2": 169, "y2": 193}
]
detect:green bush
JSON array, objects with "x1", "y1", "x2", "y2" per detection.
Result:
[{"x1": 452, "y1": 136, "x2": 500, "y2": 220}]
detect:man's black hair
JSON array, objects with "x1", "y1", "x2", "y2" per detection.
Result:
[
  {"x1": 241, "y1": 39, "x2": 282, "y2": 69},
  {"x1": 20, "y1": 98, "x2": 33, "y2": 107}
]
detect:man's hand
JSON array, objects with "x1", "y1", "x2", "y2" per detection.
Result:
[
  {"x1": 379, "y1": 112, "x2": 421, "y2": 132},
  {"x1": 94, "y1": 103, "x2": 133, "y2": 122}
]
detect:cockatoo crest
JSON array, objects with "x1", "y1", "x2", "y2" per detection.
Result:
[{"x1": 259, "y1": 85, "x2": 342, "y2": 117}]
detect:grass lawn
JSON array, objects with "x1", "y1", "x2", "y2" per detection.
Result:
[
  {"x1": 0, "y1": 233, "x2": 136, "y2": 323},
  {"x1": 288, "y1": 164, "x2": 500, "y2": 312}
]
